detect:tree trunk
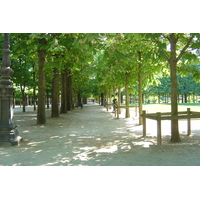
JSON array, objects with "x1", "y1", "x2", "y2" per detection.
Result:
[
  {"x1": 77, "y1": 91, "x2": 82, "y2": 107},
  {"x1": 33, "y1": 86, "x2": 36, "y2": 111},
  {"x1": 20, "y1": 85, "x2": 26, "y2": 112},
  {"x1": 66, "y1": 69, "x2": 72, "y2": 111},
  {"x1": 83, "y1": 97, "x2": 87, "y2": 104},
  {"x1": 193, "y1": 94, "x2": 195, "y2": 103},
  {"x1": 184, "y1": 94, "x2": 187, "y2": 103},
  {"x1": 60, "y1": 69, "x2": 67, "y2": 114},
  {"x1": 37, "y1": 38, "x2": 46, "y2": 124},
  {"x1": 32, "y1": 64, "x2": 37, "y2": 111},
  {"x1": 46, "y1": 90, "x2": 50, "y2": 109},
  {"x1": 117, "y1": 86, "x2": 121, "y2": 114},
  {"x1": 169, "y1": 35, "x2": 180, "y2": 142},
  {"x1": 125, "y1": 82, "x2": 130, "y2": 118},
  {"x1": 51, "y1": 67, "x2": 59, "y2": 117},
  {"x1": 100, "y1": 93, "x2": 104, "y2": 106},
  {"x1": 138, "y1": 51, "x2": 143, "y2": 125},
  {"x1": 121, "y1": 93, "x2": 123, "y2": 104}
]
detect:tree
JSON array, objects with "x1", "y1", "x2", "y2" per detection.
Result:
[
  {"x1": 147, "y1": 33, "x2": 200, "y2": 142},
  {"x1": 60, "y1": 68, "x2": 68, "y2": 113},
  {"x1": 51, "y1": 67, "x2": 59, "y2": 117},
  {"x1": 95, "y1": 34, "x2": 139, "y2": 117},
  {"x1": 144, "y1": 76, "x2": 171, "y2": 103},
  {"x1": 37, "y1": 36, "x2": 47, "y2": 124},
  {"x1": 162, "y1": 34, "x2": 197, "y2": 142},
  {"x1": 10, "y1": 33, "x2": 37, "y2": 112},
  {"x1": 99, "y1": 33, "x2": 163, "y2": 121}
]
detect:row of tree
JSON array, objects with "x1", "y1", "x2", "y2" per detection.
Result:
[
  {"x1": 1, "y1": 33, "x2": 200, "y2": 143},
  {"x1": 0, "y1": 33, "x2": 100, "y2": 123},
  {"x1": 144, "y1": 71, "x2": 200, "y2": 103},
  {"x1": 93, "y1": 33, "x2": 200, "y2": 142}
]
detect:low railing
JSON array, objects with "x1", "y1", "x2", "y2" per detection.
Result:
[
  {"x1": 141, "y1": 108, "x2": 200, "y2": 145},
  {"x1": 115, "y1": 106, "x2": 139, "y2": 118},
  {"x1": 105, "y1": 103, "x2": 112, "y2": 111}
]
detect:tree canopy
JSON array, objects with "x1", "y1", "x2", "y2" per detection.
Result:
[{"x1": 1, "y1": 33, "x2": 200, "y2": 142}]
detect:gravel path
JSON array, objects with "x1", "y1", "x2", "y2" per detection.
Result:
[{"x1": 1, "y1": 103, "x2": 200, "y2": 166}]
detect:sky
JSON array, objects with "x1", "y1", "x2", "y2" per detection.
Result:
[{"x1": 1, "y1": 0, "x2": 199, "y2": 33}]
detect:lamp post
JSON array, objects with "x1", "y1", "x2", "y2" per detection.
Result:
[{"x1": 0, "y1": 33, "x2": 22, "y2": 145}]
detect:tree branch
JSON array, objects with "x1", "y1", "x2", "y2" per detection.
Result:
[
  {"x1": 161, "y1": 34, "x2": 170, "y2": 40},
  {"x1": 163, "y1": 51, "x2": 170, "y2": 63},
  {"x1": 150, "y1": 35, "x2": 170, "y2": 62},
  {"x1": 176, "y1": 36, "x2": 194, "y2": 62}
]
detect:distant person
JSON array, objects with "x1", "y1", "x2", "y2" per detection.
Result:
[{"x1": 112, "y1": 99, "x2": 117, "y2": 111}]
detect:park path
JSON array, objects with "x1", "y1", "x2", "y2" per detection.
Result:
[
  {"x1": 1, "y1": 103, "x2": 200, "y2": 166},
  {"x1": 1, "y1": 103, "x2": 138, "y2": 166}
]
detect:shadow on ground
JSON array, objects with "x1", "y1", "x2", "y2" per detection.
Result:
[{"x1": 1, "y1": 104, "x2": 200, "y2": 166}]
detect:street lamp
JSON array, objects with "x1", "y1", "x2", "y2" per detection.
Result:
[{"x1": 0, "y1": 33, "x2": 22, "y2": 145}]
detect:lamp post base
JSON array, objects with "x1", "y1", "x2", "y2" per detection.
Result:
[
  {"x1": 0, "y1": 126, "x2": 23, "y2": 146},
  {"x1": 0, "y1": 33, "x2": 23, "y2": 147}
]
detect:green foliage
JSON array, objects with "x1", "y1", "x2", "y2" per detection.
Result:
[
  {"x1": 1, "y1": 33, "x2": 200, "y2": 107},
  {"x1": 146, "y1": 73, "x2": 200, "y2": 98}
]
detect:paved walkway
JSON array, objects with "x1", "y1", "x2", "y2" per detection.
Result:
[
  {"x1": 1, "y1": 103, "x2": 200, "y2": 166},
  {"x1": 1, "y1": 103, "x2": 136, "y2": 166}
]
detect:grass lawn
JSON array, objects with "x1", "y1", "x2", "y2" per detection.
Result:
[{"x1": 142, "y1": 103, "x2": 200, "y2": 113}]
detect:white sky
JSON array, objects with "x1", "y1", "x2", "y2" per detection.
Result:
[{"x1": 1, "y1": 0, "x2": 199, "y2": 33}]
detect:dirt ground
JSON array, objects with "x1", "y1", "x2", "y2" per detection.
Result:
[{"x1": 1, "y1": 103, "x2": 200, "y2": 166}]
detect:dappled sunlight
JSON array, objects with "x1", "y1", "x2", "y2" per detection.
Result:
[
  {"x1": 12, "y1": 163, "x2": 22, "y2": 166},
  {"x1": 119, "y1": 143, "x2": 131, "y2": 151},
  {"x1": 0, "y1": 152, "x2": 11, "y2": 157},
  {"x1": 80, "y1": 147, "x2": 96, "y2": 151},
  {"x1": 50, "y1": 135, "x2": 65, "y2": 139},
  {"x1": 34, "y1": 150, "x2": 43, "y2": 153},
  {"x1": 188, "y1": 120, "x2": 200, "y2": 136},
  {"x1": 21, "y1": 147, "x2": 30, "y2": 153},
  {"x1": 2, "y1": 104, "x2": 200, "y2": 166},
  {"x1": 73, "y1": 152, "x2": 93, "y2": 161},
  {"x1": 112, "y1": 128, "x2": 126, "y2": 134},
  {"x1": 78, "y1": 136, "x2": 95, "y2": 139},
  {"x1": 95, "y1": 145, "x2": 118, "y2": 153},
  {"x1": 27, "y1": 141, "x2": 46, "y2": 147},
  {"x1": 132, "y1": 141, "x2": 156, "y2": 148},
  {"x1": 15, "y1": 119, "x2": 25, "y2": 122},
  {"x1": 23, "y1": 130, "x2": 30, "y2": 133}
]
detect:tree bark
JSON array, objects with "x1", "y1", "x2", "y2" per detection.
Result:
[
  {"x1": 184, "y1": 94, "x2": 187, "y2": 103},
  {"x1": 138, "y1": 51, "x2": 143, "y2": 125},
  {"x1": 77, "y1": 91, "x2": 82, "y2": 107},
  {"x1": 60, "y1": 69, "x2": 67, "y2": 113},
  {"x1": 121, "y1": 93, "x2": 123, "y2": 104},
  {"x1": 117, "y1": 86, "x2": 121, "y2": 114},
  {"x1": 169, "y1": 34, "x2": 180, "y2": 142},
  {"x1": 37, "y1": 38, "x2": 46, "y2": 124},
  {"x1": 51, "y1": 67, "x2": 59, "y2": 117},
  {"x1": 33, "y1": 86, "x2": 36, "y2": 111},
  {"x1": 83, "y1": 97, "x2": 87, "y2": 104},
  {"x1": 66, "y1": 69, "x2": 72, "y2": 111},
  {"x1": 125, "y1": 73, "x2": 130, "y2": 118},
  {"x1": 46, "y1": 90, "x2": 50, "y2": 109},
  {"x1": 158, "y1": 94, "x2": 160, "y2": 104},
  {"x1": 32, "y1": 64, "x2": 37, "y2": 110},
  {"x1": 100, "y1": 93, "x2": 104, "y2": 106},
  {"x1": 20, "y1": 85, "x2": 26, "y2": 112}
]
